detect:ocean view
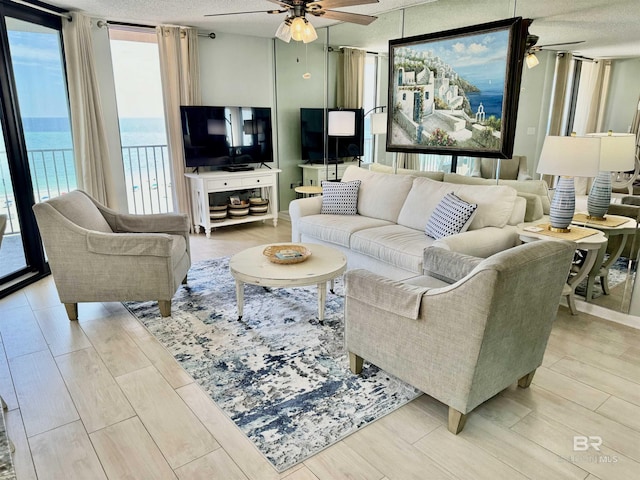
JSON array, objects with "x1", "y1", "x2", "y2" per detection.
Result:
[{"x1": 0, "y1": 117, "x2": 168, "y2": 199}]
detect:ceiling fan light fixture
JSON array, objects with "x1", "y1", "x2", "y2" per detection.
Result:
[
  {"x1": 275, "y1": 18, "x2": 292, "y2": 43},
  {"x1": 302, "y1": 20, "x2": 317, "y2": 43},
  {"x1": 290, "y1": 16, "x2": 307, "y2": 42},
  {"x1": 526, "y1": 52, "x2": 539, "y2": 69}
]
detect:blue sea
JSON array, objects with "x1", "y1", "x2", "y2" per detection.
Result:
[
  {"x1": 466, "y1": 88, "x2": 503, "y2": 119},
  {"x1": 464, "y1": 76, "x2": 504, "y2": 119},
  {"x1": 0, "y1": 117, "x2": 167, "y2": 198}
]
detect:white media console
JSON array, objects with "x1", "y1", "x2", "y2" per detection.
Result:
[{"x1": 185, "y1": 168, "x2": 280, "y2": 238}]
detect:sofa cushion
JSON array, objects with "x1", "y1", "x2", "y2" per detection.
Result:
[
  {"x1": 444, "y1": 173, "x2": 551, "y2": 215},
  {"x1": 397, "y1": 177, "x2": 517, "y2": 231},
  {"x1": 298, "y1": 214, "x2": 393, "y2": 248},
  {"x1": 341, "y1": 166, "x2": 414, "y2": 223},
  {"x1": 320, "y1": 180, "x2": 360, "y2": 215},
  {"x1": 424, "y1": 193, "x2": 478, "y2": 239},
  {"x1": 369, "y1": 163, "x2": 445, "y2": 181},
  {"x1": 350, "y1": 224, "x2": 436, "y2": 274},
  {"x1": 518, "y1": 192, "x2": 544, "y2": 222}
]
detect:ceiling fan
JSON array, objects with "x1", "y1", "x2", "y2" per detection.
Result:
[
  {"x1": 524, "y1": 34, "x2": 585, "y2": 68},
  {"x1": 205, "y1": 0, "x2": 379, "y2": 43}
]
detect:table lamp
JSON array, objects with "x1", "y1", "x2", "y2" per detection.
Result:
[
  {"x1": 327, "y1": 110, "x2": 356, "y2": 180},
  {"x1": 586, "y1": 132, "x2": 636, "y2": 220},
  {"x1": 537, "y1": 135, "x2": 601, "y2": 232}
]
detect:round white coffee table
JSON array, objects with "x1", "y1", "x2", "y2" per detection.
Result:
[{"x1": 229, "y1": 243, "x2": 347, "y2": 321}]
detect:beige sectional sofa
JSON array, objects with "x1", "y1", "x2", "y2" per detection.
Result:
[{"x1": 290, "y1": 165, "x2": 546, "y2": 280}]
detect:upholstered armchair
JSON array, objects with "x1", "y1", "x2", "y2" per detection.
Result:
[
  {"x1": 33, "y1": 190, "x2": 191, "y2": 320},
  {"x1": 471, "y1": 155, "x2": 531, "y2": 181},
  {"x1": 345, "y1": 240, "x2": 574, "y2": 434}
]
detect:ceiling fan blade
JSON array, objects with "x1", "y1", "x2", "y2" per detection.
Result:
[
  {"x1": 538, "y1": 40, "x2": 586, "y2": 48},
  {"x1": 204, "y1": 9, "x2": 286, "y2": 17},
  {"x1": 267, "y1": 0, "x2": 294, "y2": 8},
  {"x1": 312, "y1": 10, "x2": 377, "y2": 25},
  {"x1": 309, "y1": 0, "x2": 379, "y2": 9}
]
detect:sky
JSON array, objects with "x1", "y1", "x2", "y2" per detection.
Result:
[
  {"x1": 110, "y1": 39, "x2": 165, "y2": 118},
  {"x1": 407, "y1": 29, "x2": 509, "y2": 89},
  {"x1": 7, "y1": 29, "x2": 164, "y2": 119}
]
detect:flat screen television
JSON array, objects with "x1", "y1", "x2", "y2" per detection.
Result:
[
  {"x1": 300, "y1": 108, "x2": 364, "y2": 164},
  {"x1": 180, "y1": 106, "x2": 273, "y2": 169}
]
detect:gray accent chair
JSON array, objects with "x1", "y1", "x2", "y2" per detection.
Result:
[
  {"x1": 33, "y1": 190, "x2": 191, "y2": 320},
  {"x1": 345, "y1": 240, "x2": 574, "y2": 434},
  {"x1": 471, "y1": 155, "x2": 532, "y2": 181}
]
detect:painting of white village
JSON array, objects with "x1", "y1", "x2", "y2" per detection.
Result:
[{"x1": 390, "y1": 28, "x2": 511, "y2": 153}]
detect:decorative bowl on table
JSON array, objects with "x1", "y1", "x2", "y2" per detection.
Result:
[{"x1": 263, "y1": 244, "x2": 311, "y2": 264}]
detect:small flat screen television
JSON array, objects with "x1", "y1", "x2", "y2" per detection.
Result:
[
  {"x1": 300, "y1": 108, "x2": 364, "y2": 164},
  {"x1": 180, "y1": 106, "x2": 273, "y2": 169}
]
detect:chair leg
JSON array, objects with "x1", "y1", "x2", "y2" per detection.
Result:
[
  {"x1": 158, "y1": 300, "x2": 171, "y2": 317},
  {"x1": 64, "y1": 303, "x2": 78, "y2": 321},
  {"x1": 448, "y1": 407, "x2": 467, "y2": 434},
  {"x1": 349, "y1": 352, "x2": 363, "y2": 374},
  {"x1": 518, "y1": 369, "x2": 536, "y2": 388}
]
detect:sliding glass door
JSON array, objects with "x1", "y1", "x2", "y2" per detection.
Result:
[
  {"x1": 0, "y1": 1, "x2": 73, "y2": 296},
  {"x1": 0, "y1": 114, "x2": 27, "y2": 279}
]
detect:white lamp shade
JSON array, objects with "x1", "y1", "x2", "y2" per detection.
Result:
[
  {"x1": 370, "y1": 112, "x2": 387, "y2": 135},
  {"x1": 328, "y1": 110, "x2": 356, "y2": 136},
  {"x1": 536, "y1": 136, "x2": 601, "y2": 177},
  {"x1": 586, "y1": 133, "x2": 636, "y2": 171}
]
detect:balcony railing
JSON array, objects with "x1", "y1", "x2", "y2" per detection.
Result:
[
  {"x1": 0, "y1": 144, "x2": 173, "y2": 234},
  {"x1": 122, "y1": 144, "x2": 173, "y2": 215}
]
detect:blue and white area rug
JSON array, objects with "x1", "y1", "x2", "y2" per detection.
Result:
[{"x1": 125, "y1": 257, "x2": 420, "y2": 472}]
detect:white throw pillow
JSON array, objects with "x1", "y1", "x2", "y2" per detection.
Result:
[
  {"x1": 321, "y1": 180, "x2": 361, "y2": 215},
  {"x1": 425, "y1": 192, "x2": 478, "y2": 239}
]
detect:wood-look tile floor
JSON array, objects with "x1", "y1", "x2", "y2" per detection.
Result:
[{"x1": 1, "y1": 220, "x2": 640, "y2": 479}]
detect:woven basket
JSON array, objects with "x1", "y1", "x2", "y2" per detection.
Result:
[{"x1": 263, "y1": 244, "x2": 311, "y2": 264}]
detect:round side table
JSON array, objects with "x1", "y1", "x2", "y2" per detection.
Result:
[{"x1": 295, "y1": 185, "x2": 323, "y2": 198}]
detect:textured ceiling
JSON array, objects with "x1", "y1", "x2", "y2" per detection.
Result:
[{"x1": 45, "y1": 0, "x2": 640, "y2": 58}]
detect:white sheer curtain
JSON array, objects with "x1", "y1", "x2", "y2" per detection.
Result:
[
  {"x1": 542, "y1": 53, "x2": 573, "y2": 187},
  {"x1": 573, "y1": 60, "x2": 611, "y2": 135},
  {"x1": 337, "y1": 48, "x2": 366, "y2": 109},
  {"x1": 62, "y1": 12, "x2": 113, "y2": 205},
  {"x1": 396, "y1": 152, "x2": 421, "y2": 170},
  {"x1": 156, "y1": 26, "x2": 201, "y2": 223},
  {"x1": 586, "y1": 60, "x2": 609, "y2": 133}
]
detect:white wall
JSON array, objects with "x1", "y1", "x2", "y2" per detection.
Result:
[
  {"x1": 199, "y1": 32, "x2": 275, "y2": 107},
  {"x1": 512, "y1": 49, "x2": 556, "y2": 178},
  {"x1": 602, "y1": 58, "x2": 640, "y2": 133},
  {"x1": 274, "y1": 32, "x2": 329, "y2": 208}
]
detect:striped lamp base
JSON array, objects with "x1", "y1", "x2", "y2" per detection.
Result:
[
  {"x1": 587, "y1": 171, "x2": 612, "y2": 220},
  {"x1": 549, "y1": 176, "x2": 576, "y2": 232}
]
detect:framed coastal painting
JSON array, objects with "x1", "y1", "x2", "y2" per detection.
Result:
[{"x1": 387, "y1": 17, "x2": 530, "y2": 159}]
